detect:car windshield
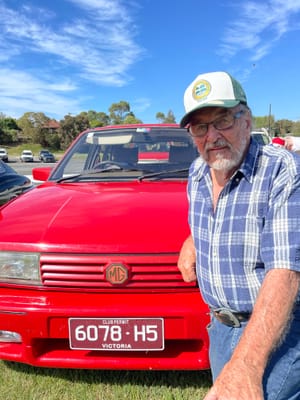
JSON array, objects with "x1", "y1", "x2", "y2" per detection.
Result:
[{"x1": 50, "y1": 126, "x2": 198, "y2": 182}]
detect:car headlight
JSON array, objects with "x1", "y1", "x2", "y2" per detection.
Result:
[{"x1": 0, "y1": 252, "x2": 41, "y2": 284}]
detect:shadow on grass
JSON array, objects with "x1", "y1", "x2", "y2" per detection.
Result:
[{"x1": 4, "y1": 361, "x2": 212, "y2": 390}]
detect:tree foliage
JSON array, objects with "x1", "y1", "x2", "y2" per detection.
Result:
[
  {"x1": 58, "y1": 113, "x2": 90, "y2": 150},
  {"x1": 109, "y1": 101, "x2": 131, "y2": 124},
  {"x1": 156, "y1": 110, "x2": 176, "y2": 123},
  {"x1": 17, "y1": 112, "x2": 50, "y2": 143},
  {"x1": 253, "y1": 115, "x2": 275, "y2": 131},
  {"x1": 82, "y1": 110, "x2": 110, "y2": 128},
  {"x1": 0, "y1": 113, "x2": 21, "y2": 144},
  {"x1": 2, "y1": 100, "x2": 300, "y2": 151},
  {"x1": 253, "y1": 115, "x2": 298, "y2": 137}
]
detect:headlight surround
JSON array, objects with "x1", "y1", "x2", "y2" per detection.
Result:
[{"x1": 0, "y1": 252, "x2": 41, "y2": 284}]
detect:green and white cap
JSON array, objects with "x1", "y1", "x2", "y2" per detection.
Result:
[{"x1": 180, "y1": 71, "x2": 247, "y2": 127}]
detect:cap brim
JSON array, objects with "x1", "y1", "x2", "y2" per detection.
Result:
[{"x1": 180, "y1": 100, "x2": 241, "y2": 128}]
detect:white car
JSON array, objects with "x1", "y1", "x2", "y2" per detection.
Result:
[
  {"x1": 0, "y1": 148, "x2": 8, "y2": 162},
  {"x1": 251, "y1": 131, "x2": 271, "y2": 145},
  {"x1": 20, "y1": 150, "x2": 34, "y2": 162}
]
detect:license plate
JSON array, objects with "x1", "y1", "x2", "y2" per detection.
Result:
[{"x1": 69, "y1": 318, "x2": 164, "y2": 351}]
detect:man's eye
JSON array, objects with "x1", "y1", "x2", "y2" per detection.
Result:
[
  {"x1": 216, "y1": 116, "x2": 231, "y2": 126},
  {"x1": 217, "y1": 117, "x2": 229, "y2": 124}
]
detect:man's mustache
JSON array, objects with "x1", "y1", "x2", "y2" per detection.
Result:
[{"x1": 205, "y1": 140, "x2": 229, "y2": 151}]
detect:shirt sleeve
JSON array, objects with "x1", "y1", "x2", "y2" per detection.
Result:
[{"x1": 261, "y1": 158, "x2": 300, "y2": 273}]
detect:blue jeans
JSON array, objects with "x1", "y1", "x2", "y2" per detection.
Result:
[{"x1": 208, "y1": 308, "x2": 300, "y2": 400}]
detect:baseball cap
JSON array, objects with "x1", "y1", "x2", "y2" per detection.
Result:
[
  {"x1": 272, "y1": 137, "x2": 285, "y2": 147},
  {"x1": 180, "y1": 71, "x2": 247, "y2": 127}
]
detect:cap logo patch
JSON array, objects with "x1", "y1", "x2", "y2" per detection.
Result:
[{"x1": 192, "y1": 79, "x2": 211, "y2": 101}]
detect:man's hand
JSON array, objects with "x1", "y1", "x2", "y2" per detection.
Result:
[
  {"x1": 177, "y1": 235, "x2": 197, "y2": 282},
  {"x1": 204, "y1": 359, "x2": 264, "y2": 399}
]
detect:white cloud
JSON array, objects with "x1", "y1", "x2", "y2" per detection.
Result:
[
  {"x1": 218, "y1": 0, "x2": 300, "y2": 61},
  {"x1": 0, "y1": 69, "x2": 81, "y2": 119},
  {"x1": 0, "y1": 0, "x2": 143, "y2": 86},
  {"x1": 0, "y1": 0, "x2": 144, "y2": 118}
]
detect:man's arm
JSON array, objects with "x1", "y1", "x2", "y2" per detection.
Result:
[
  {"x1": 204, "y1": 268, "x2": 300, "y2": 400},
  {"x1": 177, "y1": 234, "x2": 197, "y2": 282}
]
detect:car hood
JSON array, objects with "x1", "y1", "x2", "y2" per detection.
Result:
[{"x1": 0, "y1": 181, "x2": 190, "y2": 253}]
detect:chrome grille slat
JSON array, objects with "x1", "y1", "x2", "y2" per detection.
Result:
[{"x1": 40, "y1": 253, "x2": 196, "y2": 289}]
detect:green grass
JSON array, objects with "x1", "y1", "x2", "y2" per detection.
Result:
[{"x1": 0, "y1": 361, "x2": 211, "y2": 400}]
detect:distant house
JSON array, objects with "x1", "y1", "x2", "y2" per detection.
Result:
[{"x1": 42, "y1": 120, "x2": 60, "y2": 134}]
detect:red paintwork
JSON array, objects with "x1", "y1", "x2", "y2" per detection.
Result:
[
  {"x1": 0, "y1": 125, "x2": 210, "y2": 370},
  {"x1": 138, "y1": 151, "x2": 169, "y2": 161}
]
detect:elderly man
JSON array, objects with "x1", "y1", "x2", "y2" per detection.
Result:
[{"x1": 178, "y1": 71, "x2": 300, "y2": 400}]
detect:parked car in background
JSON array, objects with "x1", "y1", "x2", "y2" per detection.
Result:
[
  {"x1": 39, "y1": 150, "x2": 56, "y2": 163},
  {"x1": 251, "y1": 130, "x2": 271, "y2": 145},
  {"x1": 0, "y1": 160, "x2": 33, "y2": 205},
  {"x1": 0, "y1": 148, "x2": 8, "y2": 162},
  {"x1": 20, "y1": 149, "x2": 34, "y2": 162},
  {"x1": 0, "y1": 124, "x2": 211, "y2": 371}
]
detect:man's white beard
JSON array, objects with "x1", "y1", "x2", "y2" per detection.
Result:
[
  {"x1": 208, "y1": 136, "x2": 247, "y2": 172},
  {"x1": 210, "y1": 155, "x2": 239, "y2": 171}
]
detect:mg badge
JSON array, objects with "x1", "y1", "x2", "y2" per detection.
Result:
[{"x1": 105, "y1": 263, "x2": 129, "y2": 285}]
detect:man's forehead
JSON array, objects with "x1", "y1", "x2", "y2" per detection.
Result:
[{"x1": 190, "y1": 107, "x2": 231, "y2": 122}]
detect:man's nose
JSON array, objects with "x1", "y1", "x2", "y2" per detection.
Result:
[{"x1": 205, "y1": 124, "x2": 222, "y2": 142}]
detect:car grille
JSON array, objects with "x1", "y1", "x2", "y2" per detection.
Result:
[{"x1": 40, "y1": 253, "x2": 196, "y2": 289}]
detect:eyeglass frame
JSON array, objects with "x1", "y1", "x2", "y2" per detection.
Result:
[{"x1": 188, "y1": 108, "x2": 247, "y2": 139}]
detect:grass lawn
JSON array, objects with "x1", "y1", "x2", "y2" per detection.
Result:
[{"x1": 0, "y1": 361, "x2": 211, "y2": 399}]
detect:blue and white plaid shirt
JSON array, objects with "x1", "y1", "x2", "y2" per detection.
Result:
[{"x1": 188, "y1": 139, "x2": 300, "y2": 312}]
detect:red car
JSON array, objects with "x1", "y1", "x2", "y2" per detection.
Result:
[{"x1": 0, "y1": 124, "x2": 210, "y2": 370}]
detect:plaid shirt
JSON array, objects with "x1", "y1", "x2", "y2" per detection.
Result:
[{"x1": 188, "y1": 139, "x2": 300, "y2": 312}]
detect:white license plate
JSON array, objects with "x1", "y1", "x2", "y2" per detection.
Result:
[{"x1": 69, "y1": 318, "x2": 164, "y2": 351}]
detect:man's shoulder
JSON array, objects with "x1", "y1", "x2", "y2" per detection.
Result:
[{"x1": 261, "y1": 144, "x2": 300, "y2": 170}]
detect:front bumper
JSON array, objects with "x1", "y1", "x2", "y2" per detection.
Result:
[{"x1": 0, "y1": 289, "x2": 210, "y2": 370}]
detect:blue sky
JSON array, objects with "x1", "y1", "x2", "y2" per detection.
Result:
[{"x1": 1, "y1": 0, "x2": 300, "y2": 124}]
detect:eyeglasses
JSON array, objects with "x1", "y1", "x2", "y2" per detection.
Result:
[{"x1": 188, "y1": 109, "x2": 246, "y2": 138}]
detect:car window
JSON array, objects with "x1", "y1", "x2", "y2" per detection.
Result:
[{"x1": 50, "y1": 126, "x2": 198, "y2": 181}]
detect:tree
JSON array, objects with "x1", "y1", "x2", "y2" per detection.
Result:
[
  {"x1": 156, "y1": 110, "x2": 176, "y2": 123},
  {"x1": 17, "y1": 112, "x2": 50, "y2": 143},
  {"x1": 123, "y1": 113, "x2": 143, "y2": 124},
  {"x1": 109, "y1": 101, "x2": 132, "y2": 125},
  {"x1": 0, "y1": 115, "x2": 20, "y2": 143},
  {"x1": 59, "y1": 114, "x2": 90, "y2": 149},
  {"x1": 292, "y1": 121, "x2": 300, "y2": 136},
  {"x1": 273, "y1": 119, "x2": 294, "y2": 136},
  {"x1": 83, "y1": 110, "x2": 110, "y2": 128},
  {"x1": 252, "y1": 115, "x2": 275, "y2": 133}
]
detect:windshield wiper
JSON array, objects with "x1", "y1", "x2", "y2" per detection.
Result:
[
  {"x1": 56, "y1": 166, "x2": 151, "y2": 183},
  {"x1": 138, "y1": 168, "x2": 189, "y2": 181}
]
